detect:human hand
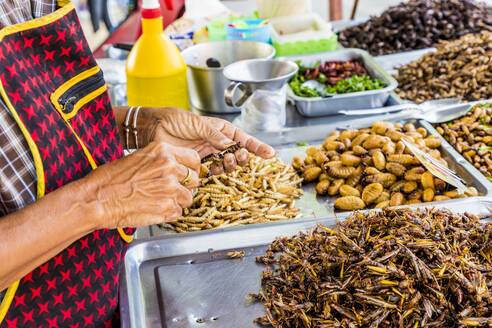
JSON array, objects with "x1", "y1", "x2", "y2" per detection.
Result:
[
  {"x1": 139, "y1": 107, "x2": 276, "y2": 172},
  {"x1": 83, "y1": 141, "x2": 200, "y2": 229}
]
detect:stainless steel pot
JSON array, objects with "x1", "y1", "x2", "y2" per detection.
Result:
[{"x1": 181, "y1": 40, "x2": 275, "y2": 113}]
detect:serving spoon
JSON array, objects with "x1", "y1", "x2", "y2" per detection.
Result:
[{"x1": 340, "y1": 99, "x2": 473, "y2": 124}]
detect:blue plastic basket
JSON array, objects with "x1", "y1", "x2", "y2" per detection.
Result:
[{"x1": 226, "y1": 19, "x2": 271, "y2": 43}]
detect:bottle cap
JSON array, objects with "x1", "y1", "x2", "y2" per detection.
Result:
[
  {"x1": 142, "y1": 0, "x2": 159, "y2": 8},
  {"x1": 142, "y1": 0, "x2": 162, "y2": 18}
]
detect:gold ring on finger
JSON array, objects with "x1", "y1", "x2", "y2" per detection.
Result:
[{"x1": 181, "y1": 167, "x2": 192, "y2": 186}]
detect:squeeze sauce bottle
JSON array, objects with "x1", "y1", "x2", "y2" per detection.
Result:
[{"x1": 126, "y1": 0, "x2": 189, "y2": 109}]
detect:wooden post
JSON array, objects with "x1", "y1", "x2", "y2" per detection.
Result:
[
  {"x1": 351, "y1": 0, "x2": 359, "y2": 19},
  {"x1": 329, "y1": 0, "x2": 343, "y2": 21}
]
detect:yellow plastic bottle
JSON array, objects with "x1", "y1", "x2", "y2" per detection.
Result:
[{"x1": 126, "y1": 0, "x2": 189, "y2": 109}]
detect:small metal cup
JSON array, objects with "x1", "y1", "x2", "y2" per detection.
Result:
[{"x1": 223, "y1": 59, "x2": 298, "y2": 109}]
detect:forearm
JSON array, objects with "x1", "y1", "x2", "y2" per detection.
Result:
[
  {"x1": 0, "y1": 178, "x2": 102, "y2": 291},
  {"x1": 113, "y1": 106, "x2": 159, "y2": 149}
]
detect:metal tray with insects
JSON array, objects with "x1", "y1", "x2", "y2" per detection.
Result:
[
  {"x1": 139, "y1": 112, "x2": 492, "y2": 240},
  {"x1": 120, "y1": 197, "x2": 492, "y2": 328},
  {"x1": 272, "y1": 116, "x2": 492, "y2": 214}
]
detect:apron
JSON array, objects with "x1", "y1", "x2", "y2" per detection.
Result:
[{"x1": 0, "y1": 3, "x2": 134, "y2": 327}]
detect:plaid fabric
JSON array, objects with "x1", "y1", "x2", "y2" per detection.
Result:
[
  {"x1": 0, "y1": 101, "x2": 37, "y2": 216},
  {"x1": 0, "y1": 100, "x2": 37, "y2": 302},
  {"x1": 0, "y1": 0, "x2": 55, "y2": 28}
]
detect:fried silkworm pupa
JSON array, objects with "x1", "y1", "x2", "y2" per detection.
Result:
[
  {"x1": 324, "y1": 164, "x2": 355, "y2": 179},
  {"x1": 339, "y1": 184, "x2": 360, "y2": 197},
  {"x1": 303, "y1": 167, "x2": 322, "y2": 182},
  {"x1": 362, "y1": 183, "x2": 383, "y2": 204},
  {"x1": 315, "y1": 180, "x2": 330, "y2": 196},
  {"x1": 334, "y1": 196, "x2": 365, "y2": 211}
]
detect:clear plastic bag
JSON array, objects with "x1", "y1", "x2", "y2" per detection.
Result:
[{"x1": 238, "y1": 86, "x2": 287, "y2": 133}]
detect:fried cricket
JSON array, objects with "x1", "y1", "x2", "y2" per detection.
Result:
[{"x1": 252, "y1": 208, "x2": 492, "y2": 327}]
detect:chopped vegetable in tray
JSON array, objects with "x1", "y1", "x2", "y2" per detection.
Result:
[{"x1": 289, "y1": 59, "x2": 386, "y2": 98}]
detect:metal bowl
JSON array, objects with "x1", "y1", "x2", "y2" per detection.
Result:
[{"x1": 181, "y1": 40, "x2": 275, "y2": 113}]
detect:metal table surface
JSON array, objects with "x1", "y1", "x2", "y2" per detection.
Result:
[{"x1": 122, "y1": 197, "x2": 492, "y2": 328}]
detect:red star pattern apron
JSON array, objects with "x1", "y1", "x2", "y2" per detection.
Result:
[{"x1": 0, "y1": 3, "x2": 134, "y2": 327}]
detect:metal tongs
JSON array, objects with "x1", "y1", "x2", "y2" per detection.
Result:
[
  {"x1": 340, "y1": 98, "x2": 473, "y2": 124},
  {"x1": 401, "y1": 138, "x2": 468, "y2": 195}
]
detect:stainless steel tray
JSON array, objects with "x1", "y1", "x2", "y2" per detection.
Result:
[
  {"x1": 121, "y1": 197, "x2": 492, "y2": 328},
  {"x1": 143, "y1": 115, "x2": 492, "y2": 239},
  {"x1": 421, "y1": 100, "x2": 492, "y2": 188},
  {"x1": 281, "y1": 48, "x2": 398, "y2": 117},
  {"x1": 272, "y1": 118, "x2": 491, "y2": 203}
]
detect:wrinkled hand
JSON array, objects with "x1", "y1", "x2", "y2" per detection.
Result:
[
  {"x1": 143, "y1": 107, "x2": 276, "y2": 172},
  {"x1": 84, "y1": 141, "x2": 200, "y2": 229}
]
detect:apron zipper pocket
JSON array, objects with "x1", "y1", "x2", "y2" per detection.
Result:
[{"x1": 58, "y1": 70, "x2": 105, "y2": 114}]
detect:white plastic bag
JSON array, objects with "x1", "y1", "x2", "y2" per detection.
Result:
[
  {"x1": 257, "y1": 0, "x2": 311, "y2": 19},
  {"x1": 240, "y1": 86, "x2": 287, "y2": 133}
]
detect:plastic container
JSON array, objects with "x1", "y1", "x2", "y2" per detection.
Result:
[
  {"x1": 126, "y1": 0, "x2": 189, "y2": 109},
  {"x1": 226, "y1": 19, "x2": 271, "y2": 43},
  {"x1": 207, "y1": 16, "x2": 230, "y2": 41},
  {"x1": 270, "y1": 13, "x2": 338, "y2": 56}
]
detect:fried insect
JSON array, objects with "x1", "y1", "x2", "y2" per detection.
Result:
[
  {"x1": 423, "y1": 188, "x2": 435, "y2": 202},
  {"x1": 362, "y1": 183, "x2": 383, "y2": 204},
  {"x1": 325, "y1": 164, "x2": 355, "y2": 179},
  {"x1": 421, "y1": 171, "x2": 435, "y2": 190},
  {"x1": 161, "y1": 154, "x2": 303, "y2": 233},
  {"x1": 390, "y1": 192, "x2": 405, "y2": 206},
  {"x1": 303, "y1": 167, "x2": 322, "y2": 182},
  {"x1": 387, "y1": 154, "x2": 419, "y2": 166},
  {"x1": 334, "y1": 196, "x2": 365, "y2": 211},
  {"x1": 339, "y1": 184, "x2": 360, "y2": 197},
  {"x1": 372, "y1": 151, "x2": 386, "y2": 171},
  {"x1": 385, "y1": 162, "x2": 406, "y2": 177},
  {"x1": 364, "y1": 173, "x2": 397, "y2": 188},
  {"x1": 435, "y1": 103, "x2": 492, "y2": 180},
  {"x1": 315, "y1": 180, "x2": 330, "y2": 196},
  {"x1": 201, "y1": 142, "x2": 243, "y2": 164},
  {"x1": 404, "y1": 166, "x2": 425, "y2": 181},
  {"x1": 253, "y1": 208, "x2": 492, "y2": 327},
  {"x1": 293, "y1": 121, "x2": 476, "y2": 210},
  {"x1": 227, "y1": 251, "x2": 245, "y2": 259},
  {"x1": 341, "y1": 153, "x2": 361, "y2": 166},
  {"x1": 328, "y1": 179, "x2": 344, "y2": 196}
]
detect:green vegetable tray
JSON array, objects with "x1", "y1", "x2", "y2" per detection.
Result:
[{"x1": 280, "y1": 48, "x2": 398, "y2": 117}]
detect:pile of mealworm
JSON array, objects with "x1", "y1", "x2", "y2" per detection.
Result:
[
  {"x1": 252, "y1": 208, "x2": 492, "y2": 327},
  {"x1": 435, "y1": 103, "x2": 492, "y2": 180},
  {"x1": 160, "y1": 155, "x2": 303, "y2": 233},
  {"x1": 292, "y1": 121, "x2": 478, "y2": 212}
]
